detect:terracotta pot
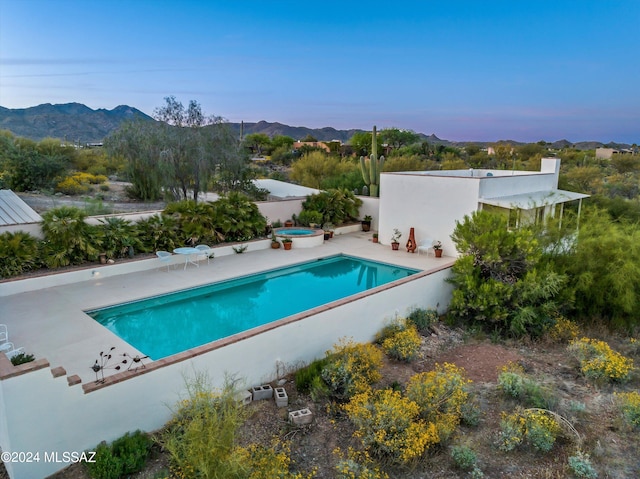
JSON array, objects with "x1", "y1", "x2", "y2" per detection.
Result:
[
  {"x1": 99, "y1": 253, "x2": 107, "y2": 264},
  {"x1": 324, "y1": 232, "x2": 330, "y2": 240},
  {"x1": 361, "y1": 221, "x2": 371, "y2": 232},
  {"x1": 391, "y1": 242, "x2": 400, "y2": 251},
  {"x1": 284, "y1": 220, "x2": 294, "y2": 227},
  {"x1": 372, "y1": 236, "x2": 378, "y2": 243},
  {"x1": 435, "y1": 249, "x2": 443, "y2": 258},
  {"x1": 271, "y1": 242, "x2": 281, "y2": 249},
  {"x1": 283, "y1": 242, "x2": 292, "y2": 250}
]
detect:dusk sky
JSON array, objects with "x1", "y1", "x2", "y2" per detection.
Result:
[{"x1": 1, "y1": 0, "x2": 638, "y2": 143}]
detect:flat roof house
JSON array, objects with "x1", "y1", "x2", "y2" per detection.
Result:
[{"x1": 378, "y1": 158, "x2": 588, "y2": 255}]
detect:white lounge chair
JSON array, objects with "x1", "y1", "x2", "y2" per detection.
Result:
[
  {"x1": 417, "y1": 238, "x2": 436, "y2": 257},
  {"x1": 195, "y1": 245, "x2": 213, "y2": 264},
  {"x1": 156, "y1": 251, "x2": 173, "y2": 271},
  {"x1": 0, "y1": 341, "x2": 24, "y2": 360},
  {"x1": 0, "y1": 324, "x2": 8, "y2": 345}
]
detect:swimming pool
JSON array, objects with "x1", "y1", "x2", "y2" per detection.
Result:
[{"x1": 87, "y1": 255, "x2": 419, "y2": 360}]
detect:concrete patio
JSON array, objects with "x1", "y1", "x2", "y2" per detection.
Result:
[{"x1": 0, "y1": 231, "x2": 453, "y2": 385}]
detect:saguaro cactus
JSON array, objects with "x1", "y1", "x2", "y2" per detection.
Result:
[{"x1": 359, "y1": 125, "x2": 385, "y2": 197}]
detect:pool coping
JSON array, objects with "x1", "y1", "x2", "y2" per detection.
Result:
[{"x1": 80, "y1": 261, "x2": 451, "y2": 394}]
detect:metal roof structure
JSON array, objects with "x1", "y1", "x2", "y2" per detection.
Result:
[
  {"x1": 479, "y1": 189, "x2": 589, "y2": 210},
  {"x1": 0, "y1": 190, "x2": 42, "y2": 226}
]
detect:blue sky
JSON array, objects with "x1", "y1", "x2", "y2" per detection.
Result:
[{"x1": 1, "y1": 0, "x2": 638, "y2": 143}]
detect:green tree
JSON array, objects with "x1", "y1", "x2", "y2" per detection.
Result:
[
  {"x1": 243, "y1": 133, "x2": 271, "y2": 157},
  {"x1": 553, "y1": 209, "x2": 640, "y2": 329},
  {"x1": 448, "y1": 210, "x2": 565, "y2": 337},
  {"x1": 379, "y1": 127, "x2": 420, "y2": 149},
  {"x1": 291, "y1": 151, "x2": 352, "y2": 189}
]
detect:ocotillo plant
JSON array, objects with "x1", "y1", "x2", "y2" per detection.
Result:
[{"x1": 359, "y1": 125, "x2": 385, "y2": 197}]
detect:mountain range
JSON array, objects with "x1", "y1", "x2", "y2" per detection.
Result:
[{"x1": 0, "y1": 103, "x2": 632, "y2": 150}]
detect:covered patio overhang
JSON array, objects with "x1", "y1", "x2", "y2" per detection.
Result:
[{"x1": 479, "y1": 189, "x2": 590, "y2": 229}]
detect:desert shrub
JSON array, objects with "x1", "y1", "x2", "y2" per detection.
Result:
[
  {"x1": 56, "y1": 175, "x2": 91, "y2": 195},
  {"x1": 406, "y1": 363, "x2": 471, "y2": 442},
  {"x1": 498, "y1": 408, "x2": 561, "y2": 453},
  {"x1": 406, "y1": 308, "x2": 439, "y2": 333},
  {"x1": 374, "y1": 318, "x2": 408, "y2": 344},
  {"x1": 210, "y1": 192, "x2": 267, "y2": 242},
  {"x1": 232, "y1": 441, "x2": 315, "y2": 479},
  {"x1": 0, "y1": 231, "x2": 40, "y2": 278},
  {"x1": 85, "y1": 430, "x2": 152, "y2": 479},
  {"x1": 568, "y1": 450, "x2": 599, "y2": 478},
  {"x1": 158, "y1": 373, "x2": 248, "y2": 479},
  {"x1": 333, "y1": 447, "x2": 389, "y2": 479},
  {"x1": 615, "y1": 391, "x2": 640, "y2": 428},
  {"x1": 295, "y1": 357, "x2": 329, "y2": 393},
  {"x1": 547, "y1": 316, "x2": 581, "y2": 343},
  {"x1": 321, "y1": 338, "x2": 383, "y2": 400},
  {"x1": 450, "y1": 444, "x2": 478, "y2": 471},
  {"x1": 99, "y1": 184, "x2": 110, "y2": 192},
  {"x1": 296, "y1": 209, "x2": 324, "y2": 227},
  {"x1": 10, "y1": 352, "x2": 35, "y2": 366},
  {"x1": 381, "y1": 324, "x2": 421, "y2": 362},
  {"x1": 301, "y1": 188, "x2": 363, "y2": 226},
  {"x1": 568, "y1": 338, "x2": 634, "y2": 383},
  {"x1": 344, "y1": 388, "x2": 439, "y2": 465},
  {"x1": 497, "y1": 362, "x2": 558, "y2": 409}
]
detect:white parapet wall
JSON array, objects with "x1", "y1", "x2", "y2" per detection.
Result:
[{"x1": 0, "y1": 266, "x2": 452, "y2": 479}]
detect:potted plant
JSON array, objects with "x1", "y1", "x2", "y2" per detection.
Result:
[
  {"x1": 391, "y1": 229, "x2": 402, "y2": 250},
  {"x1": 325, "y1": 222, "x2": 335, "y2": 238},
  {"x1": 372, "y1": 233, "x2": 379, "y2": 244},
  {"x1": 433, "y1": 240, "x2": 443, "y2": 258},
  {"x1": 282, "y1": 238, "x2": 293, "y2": 250},
  {"x1": 284, "y1": 218, "x2": 294, "y2": 227},
  {"x1": 361, "y1": 215, "x2": 372, "y2": 232},
  {"x1": 271, "y1": 232, "x2": 281, "y2": 249}
]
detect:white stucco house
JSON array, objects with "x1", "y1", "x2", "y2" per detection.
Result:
[{"x1": 378, "y1": 158, "x2": 589, "y2": 255}]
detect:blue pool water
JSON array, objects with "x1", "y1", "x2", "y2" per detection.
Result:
[
  {"x1": 87, "y1": 255, "x2": 419, "y2": 360},
  {"x1": 275, "y1": 228, "x2": 316, "y2": 235}
]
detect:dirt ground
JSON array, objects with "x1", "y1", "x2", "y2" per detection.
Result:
[
  {"x1": 6, "y1": 325, "x2": 634, "y2": 479},
  {"x1": 16, "y1": 181, "x2": 166, "y2": 214}
]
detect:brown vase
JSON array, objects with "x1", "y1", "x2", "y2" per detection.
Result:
[
  {"x1": 372, "y1": 236, "x2": 378, "y2": 243},
  {"x1": 391, "y1": 242, "x2": 400, "y2": 251},
  {"x1": 283, "y1": 242, "x2": 292, "y2": 250},
  {"x1": 284, "y1": 220, "x2": 294, "y2": 227},
  {"x1": 406, "y1": 227, "x2": 416, "y2": 253},
  {"x1": 435, "y1": 249, "x2": 443, "y2": 258}
]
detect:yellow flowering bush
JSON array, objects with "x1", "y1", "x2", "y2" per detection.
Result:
[
  {"x1": 56, "y1": 172, "x2": 107, "y2": 195},
  {"x1": 344, "y1": 388, "x2": 439, "y2": 465},
  {"x1": 321, "y1": 338, "x2": 383, "y2": 400},
  {"x1": 568, "y1": 337, "x2": 634, "y2": 383},
  {"x1": 382, "y1": 324, "x2": 422, "y2": 362},
  {"x1": 498, "y1": 408, "x2": 561, "y2": 453},
  {"x1": 547, "y1": 316, "x2": 580, "y2": 343},
  {"x1": 406, "y1": 363, "x2": 472, "y2": 442},
  {"x1": 233, "y1": 442, "x2": 316, "y2": 479},
  {"x1": 615, "y1": 391, "x2": 640, "y2": 428}
]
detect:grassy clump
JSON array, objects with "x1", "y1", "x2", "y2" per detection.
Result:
[
  {"x1": 406, "y1": 308, "x2": 439, "y2": 333},
  {"x1": 497, "y1": 362, "x2": 558, "y2": 409}
]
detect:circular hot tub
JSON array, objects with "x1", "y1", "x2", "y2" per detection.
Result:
[{"x1": 274, "y1": 227, "x2": 325, "y2": 248}]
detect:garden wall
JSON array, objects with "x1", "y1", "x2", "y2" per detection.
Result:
[{"x1": 0, "y1": 266, "x2": 452, "y2": 479}]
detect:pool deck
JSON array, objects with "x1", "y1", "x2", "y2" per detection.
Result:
[{"x1": 0, "y1": 232, "x2": 454, "y2": 384}]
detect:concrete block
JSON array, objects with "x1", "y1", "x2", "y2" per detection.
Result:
[
  {"x1": 274, "y1": 387, "x2": 288, "y2": 407},
  {"x1": 289, "y1": 408, "x2": 313, "y2": 425},
  {"x1": 235, "y1": 390, "x2": 252, "y2": 406},
  {"x1": 251, "y1": 384, "x2": 273, "y2": 401}
]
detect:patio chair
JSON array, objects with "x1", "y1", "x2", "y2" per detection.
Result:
[
  {"x1": 195, "y1": 244, "x2": 213, "y2": 264},
  {"x1": 0, "y1": 324, "x2": 7, "y2": 345},
  {"x1": 417, "y1": 238, "x2": 435, "y2": 257},
  {"x1": 156, "y1": 251, "x2": 173, "y2": 272},
  {"x1": 1, "y1": 342, "x2": 25, "y2": 360}
]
